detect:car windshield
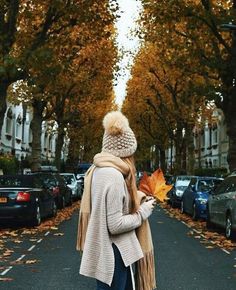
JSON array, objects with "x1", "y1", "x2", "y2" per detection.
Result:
[
  {"x1": 198, "y1": 179, "x2": 218, "y2": 192},
  {"x1": 0, "y1": 176, "x2": 34, "y2": 187},
  {"x1": 176, "y1": 179, "x2": 191, "y2": 187}
]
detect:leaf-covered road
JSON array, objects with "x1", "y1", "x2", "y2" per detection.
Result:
[{"x1": 0, "y1": 204, "x2": 235, "y2": 289}]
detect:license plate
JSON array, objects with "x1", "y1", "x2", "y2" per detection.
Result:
[{"x1": 0, "y1": 197, "x2": 7, "y2": 203}]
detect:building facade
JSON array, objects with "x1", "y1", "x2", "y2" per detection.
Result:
[
  {"x1": 0, "y1": 102, "x2": 58, "y2": 163},
  {"x1": 165, "y1": 108, "x2": 229, "y2": 172}
]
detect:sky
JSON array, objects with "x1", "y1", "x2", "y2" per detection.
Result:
[{"x1": 113, "y1": 0, "x2": 142, "y2": 107}]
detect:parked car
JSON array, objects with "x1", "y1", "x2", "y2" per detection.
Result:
[
  {"x1": 29, "y1": 172, "x2": 73, "y2": 209},
  {"x1": 167, "y1": 175, "x2": 194, "y2": 207},
  {"x1": 76, "y1": 163, "x2": 92, "y2": 195},
  {"x1": 181, "y1": 176, "x2": 223, "y2": 220},
  {"x1": 207, "y1": 173, "x2": 236, "y2": 239},
  {"x1": 60, "y1": 173, "x2": 81, "y2": 200},
  {"x1": 0, "y1": 174, "x2": 57, "y2": 226}
]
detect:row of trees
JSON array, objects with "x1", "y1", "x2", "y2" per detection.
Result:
[
  {"x1": 0, "y1": 0, "x2": 118, "y2": 171},
  {"x1": 123, "y1": 0, "x2": 236, "y2": 173}
]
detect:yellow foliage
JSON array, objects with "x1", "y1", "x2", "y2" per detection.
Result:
[{"x1": 139, "y1": 169, "x2": 172, "y2": 202}]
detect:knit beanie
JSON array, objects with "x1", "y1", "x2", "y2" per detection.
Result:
[{"x1": 102, "y1": 111, "x2": 137, "y2": 158}]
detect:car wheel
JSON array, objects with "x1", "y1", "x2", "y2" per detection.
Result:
[
  {"x1": 180, "y1": 200, "x2": 185, "y2": 214},
  {"x1": 225, "y1": 214, "x2": 233, "y2": 239},
  {"x1": 192, "y1": 203, "x2": 197, "y2": 220},
  {"x1": 32, "y1": 204, "x2": 41, "y2": 226}
]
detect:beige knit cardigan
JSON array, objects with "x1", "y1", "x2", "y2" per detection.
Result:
[{"x1": 77, "y1": 152, "x2": 156, "y2": 289}]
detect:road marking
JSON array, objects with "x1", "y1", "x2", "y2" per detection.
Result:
[
  {"x1": 16, "y1": 254, "x2": 26, "y2": 262},
  {"x1": 181, "y1": 221, "x2": 190, "y2": 228},
  {"x1": 28, "y1": 245, "x2": 36, "y2": 252},
  {"x1": 221, "y1": 249, "x2": 230, "y2": 255},
  {"x1": 0, "y1": 231, "x2": 51, "y2": 276},
  {"x1": 0, "y1": 266, "x2": 13, "y2": 276}
]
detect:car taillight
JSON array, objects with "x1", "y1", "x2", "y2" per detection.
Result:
[
  {"x1": 53, "y1": 187, "x2": 60, "y2": 195},
  {"x1": 16, "y1": 192, "x2": 31, "y2": 202}
]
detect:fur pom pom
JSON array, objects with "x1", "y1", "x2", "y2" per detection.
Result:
[{"x1": 103, "y1": 111, "x2": 129, "y2": 136}]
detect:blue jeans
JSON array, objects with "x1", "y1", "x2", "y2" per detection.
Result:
[{"x1": 96, "y1": 244, "x2": 133, "y2": 290}]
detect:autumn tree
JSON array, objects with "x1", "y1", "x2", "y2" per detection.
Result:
[
  {"x1": 48, "y1": 35, "x2": 118, "y2": 170},
  {"x1": 140, "y1": 0, "x2": 236, "y2": 171},
  {"x1": 123, "y1": 39, "x2": 211, "y2": 174},
  {"x1": 5, "y1": 0, "x2": 118, "y2": 171}
]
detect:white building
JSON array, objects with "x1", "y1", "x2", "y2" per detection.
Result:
[
  {"x1": 0, "y1": 102, "x2": 58, "y2": 163},
  {"x1": 165, "y1": 108, "x2": 229, "y2": 172}
]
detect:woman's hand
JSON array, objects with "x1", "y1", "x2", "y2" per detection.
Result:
[{"x1": 138, "y1": 198, "x2": 156, "y2": 220}]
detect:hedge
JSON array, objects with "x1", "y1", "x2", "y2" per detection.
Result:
[{"x1": 0, "y1": 154, "x2": 19, "y2": 174}]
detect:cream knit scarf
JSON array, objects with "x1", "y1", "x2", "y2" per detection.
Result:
[{"x1": 76, "y1": 152, "x2": 156, "y2": 290}]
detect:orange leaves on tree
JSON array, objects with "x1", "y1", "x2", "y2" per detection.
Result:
[
  {"x1": 139, "y1": 172, "x2": 152, "y2": 195},
  {"x1": 139, "y1": 168, "x2": 172, "y2": 202}
]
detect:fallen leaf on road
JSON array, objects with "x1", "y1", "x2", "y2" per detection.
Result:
[
  {"x1": 25, "y1": 260, "x2": 38, "y2": 264},
  {"x1": 53, "y1": 233, "x2": 64, "y2": 236},
  {"x1": 205, "y1": 246, "x2": 214, "y2": 249},
  {"x1": 13, "y1": 240, "x2": 23, "y2": 244},
  {"x1": 194, "y1": 236, "x2": 201, "y2": 239}
]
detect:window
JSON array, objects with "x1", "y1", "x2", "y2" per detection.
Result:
[
  {"x1": 16, "y1": 114, "x2": 22, "y2": 139},
  {"x1": 5, "y1": 108, "x2": 13, "y2": 135},
  {"x1": 213, "y1": 130, "x2": 218, "y2": 144}
]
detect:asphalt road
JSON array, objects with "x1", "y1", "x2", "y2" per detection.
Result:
[{"x1": 0, "y1": 205, "x2": 236, "y2": 290}]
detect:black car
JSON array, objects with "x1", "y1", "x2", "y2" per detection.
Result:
[
  {"x1": 0, "y1": 174, "x2": 57, "y2": 226},
  {"x1": 29, "y1": 172, "x2": 73, "y2": 209}
]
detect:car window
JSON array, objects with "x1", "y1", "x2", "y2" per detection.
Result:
[
  {"x1": 176, "y1": 179, "x2": 191, "y2": 187},
  {"x1": 224, "y1": 176, "x2": 236, "y2": 193},
  {"x1": 197, "y1": 179, "x2": 215, "y2": 192},
  {"x1": 0, "y1": 176, "x2": 35, "y2": 187},
  {"x1": 214, "y1": 178, "x2": 233, "y2": 195}
]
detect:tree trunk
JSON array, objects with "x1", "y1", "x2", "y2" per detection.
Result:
[
  {"x1": 55, "y1": 126, "x2": 65, "y2": 172},
  {"x1": 159, "y1": 147, "x2": 166, "y2": 173},
  {"x1": 30, "y1": 99, "x2": 45, "y2": 171},
  {"x1": 185, "y1": 125, "x2": 195, "y2": 174},
  {"x1": 174, "y1": 123, "x2": 184, "y2": 174}
]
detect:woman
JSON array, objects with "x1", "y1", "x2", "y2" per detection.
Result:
[{"x1": 77, "y1": 111, "x2": 156, "y2": 290}]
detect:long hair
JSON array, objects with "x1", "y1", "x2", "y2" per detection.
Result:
[{"x1": 121, "y1": 156, "x2": 139, "y2": 213}]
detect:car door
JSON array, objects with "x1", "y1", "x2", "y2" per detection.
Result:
[
  {"x1": 215, "y1": 177, "x2": 236, "y2": 227},
  {"x1": 184, "y1": 179, "x2": 196, "y2": 213},
  {"x1": 34, "y1": 175, "x2": 55, "y2": 216},
  {"x1": 209, "y1": 179, "x2": 229, "y2": 225}
]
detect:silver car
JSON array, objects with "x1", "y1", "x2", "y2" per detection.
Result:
[{"x1": 207, "y1": 173, "x2": 236, "y2": 239}]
